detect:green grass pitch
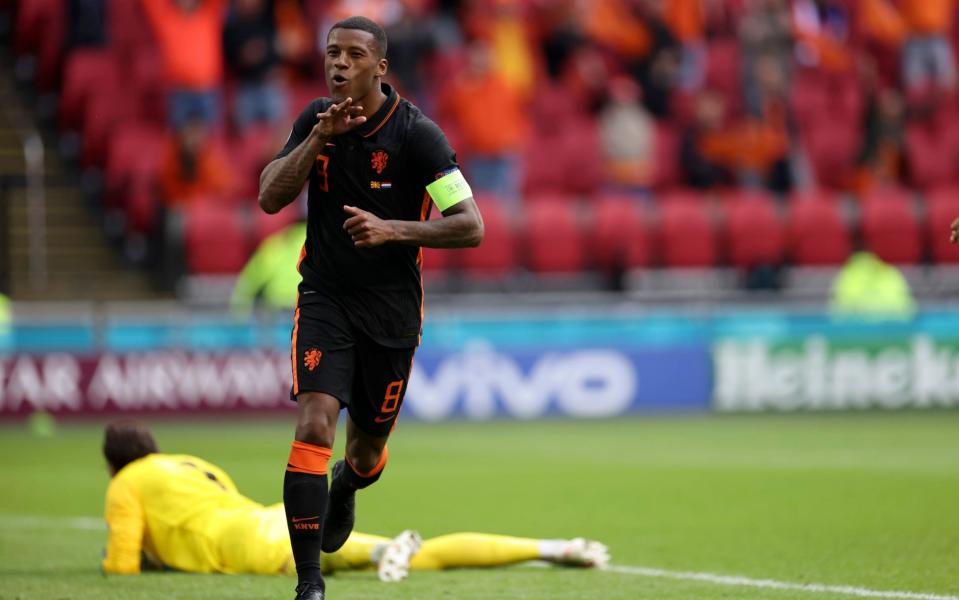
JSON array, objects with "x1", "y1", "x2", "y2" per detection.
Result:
[{"x1": 1, "y1": 412, "x2": 958, "y2": 599}]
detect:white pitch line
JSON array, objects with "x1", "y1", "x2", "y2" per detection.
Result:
[
  {"x1": 605, "y1": 564, "x2": 959, "y2": 600},
  {"x1": 1, "y1": 515, "x2": 955, "y2": 600}
]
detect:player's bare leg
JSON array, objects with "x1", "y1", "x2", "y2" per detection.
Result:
[
  {"x1": 322, "y1": 415, "x2": 390, "y2": 553},
  {"x1": 286, "y1": 392, "x2": 340, "y2": 600}
]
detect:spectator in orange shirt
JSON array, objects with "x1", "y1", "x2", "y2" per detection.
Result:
[
  {"x1": 223, "y1": 0, "x2": 288, "y2": 131},
  {"x1": 439, "y1": 40, "x2": 527, "y2": 202},
  {"x1": 157, "y1": 117, "x2": 234, "y2": 207},
  {"x1": 898, "y1": 0, "x2": 956, "y2": 90},
  {"x1": 142, "y1": 0, "x2": 227, "y2": 128}
]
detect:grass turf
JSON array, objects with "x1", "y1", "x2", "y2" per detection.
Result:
[{"x1": 1, "y1": 412, "x2": 957, "y2": 599}]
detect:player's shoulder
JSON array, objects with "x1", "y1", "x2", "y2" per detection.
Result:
[{"x1": 398, "y1": 98, "x2": 447, "y2": 144}]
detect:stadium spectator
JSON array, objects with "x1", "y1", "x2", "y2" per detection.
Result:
[
  {"x1": 599, "y1": 76, "x2": 655, "y2": 190},
  {"x1": 382, "y1": 3, "x2": 438, "y2": 102},
  {"x1": 830, "y1": 251, "x2": 915, "y2": 320},
  {"x1": 664, "y1": 0, "x2": 707, "y2": 90},
  {"x1": 157, "y1": 117, "x2": 233, "y2": 207},
  {"x1": 99, "y1": 419, "x2": 610, "y2": 578},
  {"x1": 898, "y1": 0, "x2": 957, "y2": 91},
  {"x1": 439, "y1": 39, "x2": 527, "y2": 203},
  {"x1": 854, "y1": 86, "x2": 906, "y2": 193},
  {"x1": 739, "y1": 0, "x2": 793, "y2": 110},
  {"x1": 791, "y1": 0, "x2": 853, "y2": 72},
  {"x1": 223, "y1": 0, "x2": 288, "y2": 131},
  {"x1": 230, "y1": 220, "x2": 305, "y2": 315},
  {"x1": 680, "y1": 91, "x2": 733, "y2": 189},
  {"x1": 142, "y1": 0, "x2": 227, "y2": 128}
]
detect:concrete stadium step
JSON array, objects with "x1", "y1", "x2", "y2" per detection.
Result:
[{"x1": 0, "y1": 53, "x2": 166, "y2": 302}]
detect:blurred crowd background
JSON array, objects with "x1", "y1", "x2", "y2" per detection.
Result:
[{"x1": 7, "y1": 0, "x2": 959, "y2": 309}]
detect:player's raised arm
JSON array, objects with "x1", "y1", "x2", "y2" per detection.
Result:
[{"x1": 258, "y1": 98, "x2": 367, "y2": 215}]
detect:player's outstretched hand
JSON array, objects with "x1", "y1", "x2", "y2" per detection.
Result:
[
  {"x1": 313, "y1": 98, "x2": 366, "y2": 139},
  {"x1": 951, "y1": 218, "x2": 959, "y2": 243},
  {"x1": 343, "y1": 205, "x2": 395, "y2": 248}
]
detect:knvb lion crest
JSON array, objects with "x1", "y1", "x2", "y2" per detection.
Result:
[
  {"x1": 303, "y1": 348, "x2": 323, "y2": 372},
  {"x1": 371, "y1": 150, "x2": 389, "y2": 174}
]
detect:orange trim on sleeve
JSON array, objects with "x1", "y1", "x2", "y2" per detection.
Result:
[
  {"x1": 287, "y1": 441, "x2": 333, "y2": 475},
  {"x1": 347, "y1": 446, "x2": 389, "y2": 478},
  {"x1": 362, "y1": 94, "x2": 401, "y2": 138}
]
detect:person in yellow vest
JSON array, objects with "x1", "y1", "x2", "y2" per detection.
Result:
[
  {"x1": 101, "y1": 420, "x2": 609, "y2": 581},
  {"x1": 829, "y1": 251, "x2": 915, "y2": 320},
  {"x1": 230, "y1": 222, "x2": 306, "y2": 315},
  {"x1": 0, "y1": 292, "x2": 10, "y2": 335}
]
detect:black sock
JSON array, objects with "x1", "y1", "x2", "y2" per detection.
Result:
[
  {"x1": 284, "y1": 470, "x2": 327, "y2": 587},
  {"x1": 284, "y1": 441, "x2": 333, "y2": 589}
]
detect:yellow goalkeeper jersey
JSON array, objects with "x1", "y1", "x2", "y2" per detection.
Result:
[{"x1": 102, "y1": 453, "x2": 291, "y2": 575}]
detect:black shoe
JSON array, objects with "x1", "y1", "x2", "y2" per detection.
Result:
[
  {"x1": 321, "y1": 460, "x2": 355, "y2": 553},
  {"x1": 294, "y1": 582, "x2": 325, "y2": 600}
]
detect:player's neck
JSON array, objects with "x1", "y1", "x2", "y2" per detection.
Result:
[{"x1": 356, "y1": 80, "x2": 388, "y2": 120}]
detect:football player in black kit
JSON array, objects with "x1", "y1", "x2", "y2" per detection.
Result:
[{"x1": 257, "y1": 16, "x2": 484, "y2": 600}]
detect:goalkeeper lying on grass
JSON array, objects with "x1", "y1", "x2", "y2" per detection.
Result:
[{"x1": 100, "y1": 419, "x2": 609, "y2": 581}]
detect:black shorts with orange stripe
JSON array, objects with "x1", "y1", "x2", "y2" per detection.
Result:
[{"x1": 290, "y1": 294, "x2": 415, "y2": 437}]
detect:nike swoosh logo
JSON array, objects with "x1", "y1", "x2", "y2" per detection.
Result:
[
  {"x1": 291, "y1": 516, "x2": 319, "y2": 523},
  {"x1": 374, "y1": 414, "x2": 397, "y2": 423}
]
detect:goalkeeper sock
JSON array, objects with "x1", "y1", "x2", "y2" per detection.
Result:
[{"x1": 284, "y1": 441, "x2": 332, "y2": 588}]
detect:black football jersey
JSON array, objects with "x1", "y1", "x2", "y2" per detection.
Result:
[{"x1": 275, "y1": 83, "x2": 458, "y2": 348}]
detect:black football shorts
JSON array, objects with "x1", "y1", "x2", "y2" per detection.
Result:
[{"x1": 289, "y1": 297, "x2": 415, "y2": 437}]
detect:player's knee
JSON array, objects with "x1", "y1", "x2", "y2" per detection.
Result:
[
  {"x1": 346, "y1": 444, "x2": 386, "y2": 475},
  {"x1": 294, "y1": 393, "x2": 339, "y2": 446},
  {"x1": 295, "y1": 416, "x2": 336, "y2": 447}
]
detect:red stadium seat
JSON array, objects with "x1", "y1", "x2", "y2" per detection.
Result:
[
  {"x1": 523, "y1": 200, "x2": 587, "y2": 273},
  {"x1": 15, "y1": 0, "x2": 63, "y2": 54},
  {"x1": 559, "y1": 119, "x2": 603, "y2": 195},
  {"x1": 860, "y1": 188, "x2": 922, "y2": 264},
  {"x1": 724, "y1": 190, "x2": 784, "y2": 267},
  {"x1": 590, "y1": 195, "x2": 650, "y2": 270},
  {"x1": 521, "y1": 135, "x2": 566, "y2": 196},
  {"x1": 104, "y1": 124, "x2": 165, "y2": 207},
  {"x1": 59, "y1": 50, "x2": 119, "y2": 131},
  {"x1": 926, "y1": 188, "x2": 959, "y2": 263},
  {"x1": 803, "y1": 118, "x2": 859, "y2": 189},
  {"x1": 82, "y1": 88, "x2": 139, "y2": 167},
  {"x1": 109, "y1": 0, "x2": 154, "y2": 55},
  {"x1": 232, "y1": 126, "x2": 282, "y2": 198},
  {"x1": 184, "y1": 202, "x2": 249, "y2": 274},
  {"x1": 252, "y1": 205, "x2": 298, "y2": 245},
  {"x1": 705, "y1": 40, "x2": 741, "y2": 113},
  {"x1": 124, "y1": 172, "x2": 160, "y2": 233},
  {"x1": 659, "y1": 198, "x2": 717, "y2": 267},
  {"x1": 458, "y1": 196, "x2": 517, "y2": 276},
  {"x1": 787, "y1": 195, "x2": 851, "y2": 265},
  {"x1": 652, "y1": 122, "x2": 681, "y2": 189},
  {"x1": 791, "y1": 72, "x2": 830, "y2": 130},
  {"x1": 905, "y1": 125, "x2": 956, "y2": 189},
  {"x1": 420, "y1": 247, "x2": 453, "y2": 277}
]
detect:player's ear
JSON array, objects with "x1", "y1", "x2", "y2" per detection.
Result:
[{"x1": 377, "y1": 58, "x2": 388, "y2": 78}]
